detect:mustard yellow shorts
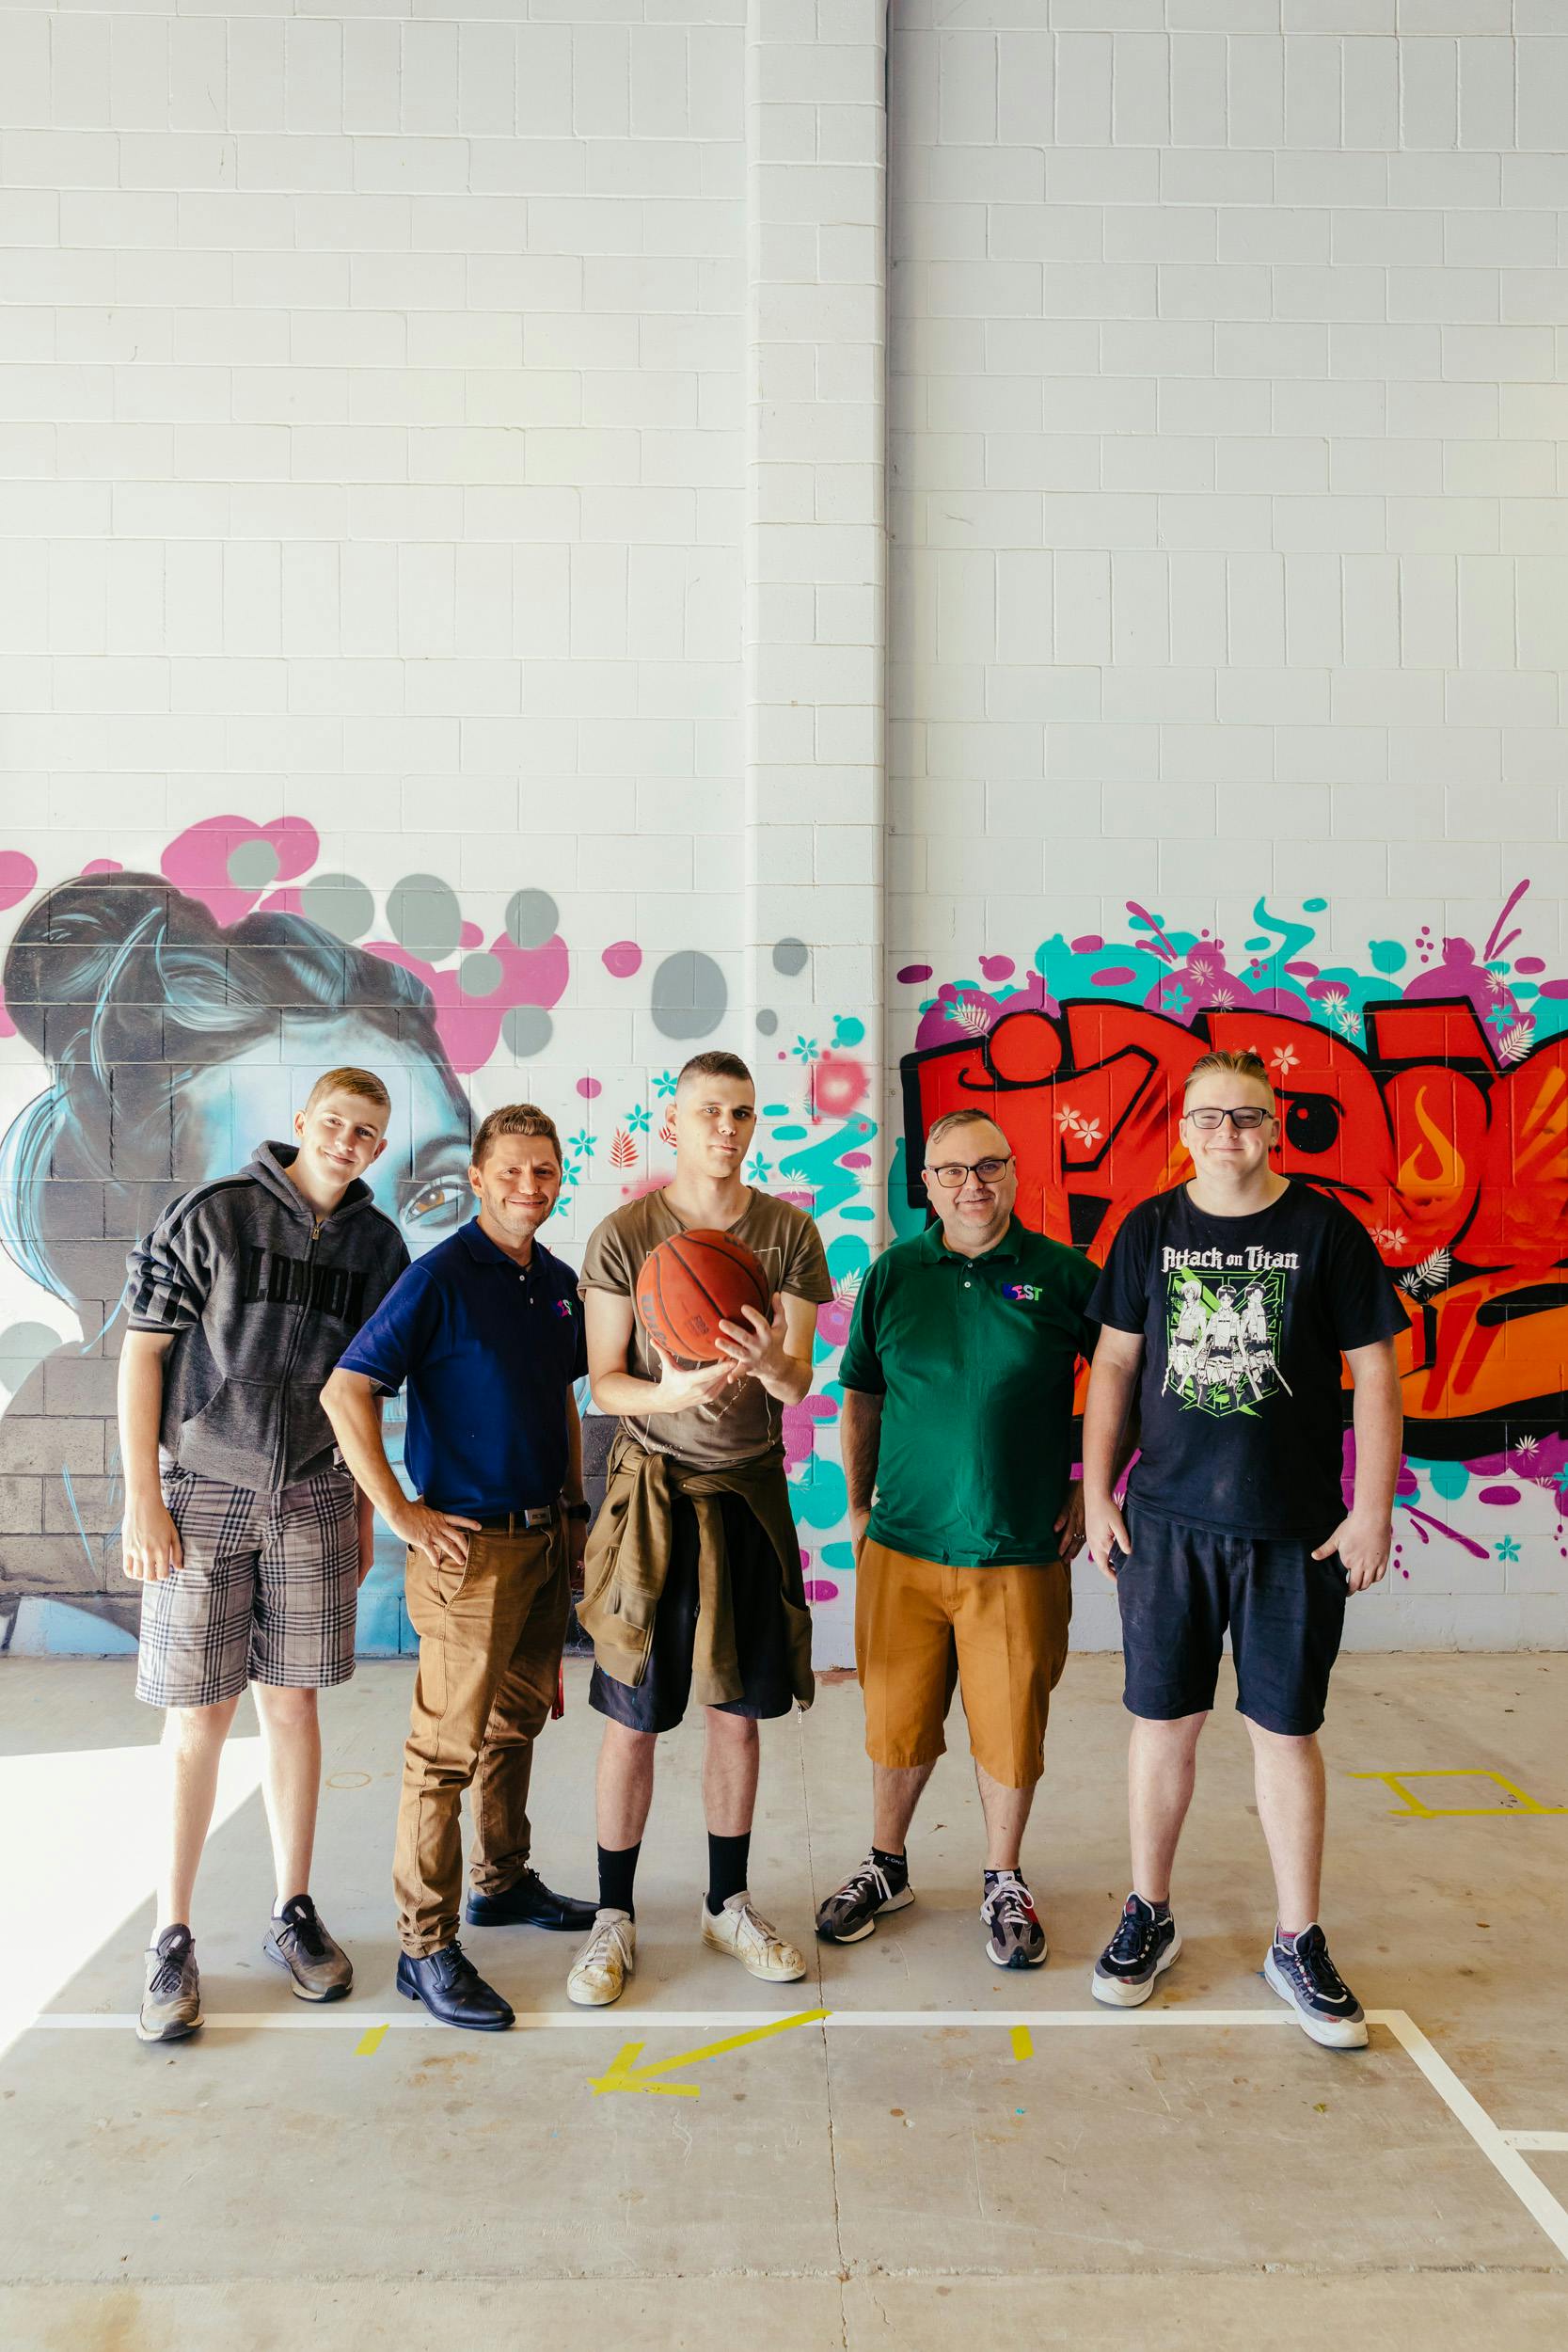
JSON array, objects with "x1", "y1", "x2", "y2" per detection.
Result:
[{"x1": 854, "y1": 1539, "x2": 1071, "y2": 1791}]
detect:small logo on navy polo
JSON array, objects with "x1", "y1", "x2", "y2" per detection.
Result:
[
  {"x1": 1004, "y1": 1282, "x2": 1044, "y2": 1302},
  {"x1": 552, "y1": 1297, "x2": 575, "y2": 1318}
]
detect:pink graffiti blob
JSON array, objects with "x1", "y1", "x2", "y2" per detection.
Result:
[
  {"x1": 813, "y1": 1055, "x2": 867, "y2": 1118},
  {"x1": 162, "y1": 816, "x2": 319, "y2": 927},
  {"x1": 0, "y1": 853, "x2": 39, "y2": 1031},
  {"x1": 784, "y1": 1390, "x2": 837, "y2": 1477},
  {"x1": 0, "y1": 852, "x2": 39, "y2": 914},
  {"x1": 367, "y1": 932, "x2": 569, "y2": 1076},
  {"x1": 603, "y1": 942, "x2": 641, "y2": 978}
]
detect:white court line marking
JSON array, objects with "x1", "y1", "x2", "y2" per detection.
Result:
[
  {"x1": 1378, "y1": 2010, "x2": 1568, "y2": 2264},
  {"x1": 20, "y1": 2003, "x2": 1568, "y2": 2262}
]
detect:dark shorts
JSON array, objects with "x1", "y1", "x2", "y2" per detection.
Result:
[
  {"x1": 588, "y1": 1490, "x2": 798, "y2": 1737},
  {"x1": 1113, "y1": 1505, "x2": 1348, "y2": 1737}
]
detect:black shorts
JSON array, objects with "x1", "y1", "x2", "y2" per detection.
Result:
[
  {"x1": 1113, "y1": 1505, "x2": 1348, "y2": 1737},
  {"x1": 588, "y1": 1490, "x2": 798, "y2": 1737}
]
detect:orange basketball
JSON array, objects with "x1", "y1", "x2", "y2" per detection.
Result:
[{"x1": 635, "y1": 1229, "x2": 772, "y2": 1367}]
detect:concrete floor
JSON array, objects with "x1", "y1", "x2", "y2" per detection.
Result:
[{"x1": 2, "y1": 1654, "x2": 1566, "y2": 2349}]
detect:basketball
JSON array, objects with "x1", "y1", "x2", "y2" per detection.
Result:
[{"x1": 635, "y1": 1229, "x2": 773, "y2": 1367}]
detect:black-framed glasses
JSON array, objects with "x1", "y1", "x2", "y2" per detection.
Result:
[
  {"x1": 927, "y1": 1155, "x2": 1013, "y2": 1188},
  {"x1": 1183, "y1": 1105, "x2": 1273, "y2": 1131}
]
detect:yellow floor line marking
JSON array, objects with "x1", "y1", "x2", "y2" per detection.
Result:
[
  {"x1": 355, "y1": 2024, "x2": 388, "y2": 2056},
  {"x1": 588, "y1": 2006, "x2": 829, "y2": 2098},
  {"x1": 1010, "y1": 2025, "x2": 1033, "y2": 2061},
  {"x1": 1350, "y1": 1769, "x2": 1568, "y2": 1817}
]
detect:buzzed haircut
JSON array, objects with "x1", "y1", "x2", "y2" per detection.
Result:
[
  {"x1": 677, "y1": 1050, "x2": 752, "y2": 1090},
  {"x1": 1183, "y1": 1047, "x2": 1275, "y2": 1103},
  {"x1": 305, "y1": 1065, "x2": 391, "y2": 1117},
  {"x1": 470, "y1": 1102, "x2": 563, "y2": 1169},
  {"x1": 925, "y1": 1108, "x2": 1009, "y2": 1158}
]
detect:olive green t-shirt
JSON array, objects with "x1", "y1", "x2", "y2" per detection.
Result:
[
  {"x1": 839, "y1": 1216, "x2": 1099, "y2": 1566},
  {"x1": 579, "y1": 1186, "x2": 832, "y2": 1469}
]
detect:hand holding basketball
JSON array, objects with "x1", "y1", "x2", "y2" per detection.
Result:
[
  {"x1": 716, "y1": 1294, "x2": 789, "y2": 1388},
  {"x1": 649, "y1": 1346, "x2": 737, "y2": 1415}
]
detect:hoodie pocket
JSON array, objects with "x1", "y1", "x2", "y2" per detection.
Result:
[{"x1": 177, "y1": 1378, "x2": 280, "y2": 1483}]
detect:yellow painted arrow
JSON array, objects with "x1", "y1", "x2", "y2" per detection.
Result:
[{"x1": 589, "y1": 2007, "x2": 830, "y2": 2098}]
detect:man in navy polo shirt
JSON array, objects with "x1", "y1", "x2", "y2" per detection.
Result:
[{"x1": 324, "y1": 1104, "x2": 594, "y2": 2030}]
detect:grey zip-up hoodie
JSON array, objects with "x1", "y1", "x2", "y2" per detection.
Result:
[{"x1": 126, "y1": 1141, "x2": 411, "y2": 1493}]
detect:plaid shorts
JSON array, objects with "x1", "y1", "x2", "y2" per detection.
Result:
[{"x1": 135, "y1": 1464, "x2": 360, "y2": 1709}]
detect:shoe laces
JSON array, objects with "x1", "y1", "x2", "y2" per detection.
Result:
[
  {"x1": 728, "y1": 1899, "x2": 779, "y2": 1955},
  {"x1": 282, "y1": 1899, "x2": 328, "y2": 1962},
  {"x1": 1106, "y1": 1898, "x2": 1156, "y2": 1966},
  {"x1": 836, "y1": 1857, "x2": 895, "y2": 1915},
  {"x1": 1282, "y1": 1925, "x2": 1351, "y2": 2004},
  {"x1": 148, "y1": 1936, "x2": 191, "y2": 2002},
  {"x1": 984, "y1": 1877, "x2": 1036, "y2": 1929},
  {"x1": 584, "y1": 1916, "x2": 630, "y2": 1968},
  {"x1": 433, "y1": 1941, "x2": 481, "y2": 1991}
]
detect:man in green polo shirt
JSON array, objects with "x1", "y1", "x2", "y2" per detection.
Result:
[{"x1": 816, "y1": 1109, "x2": 1097, "y2": 1968}]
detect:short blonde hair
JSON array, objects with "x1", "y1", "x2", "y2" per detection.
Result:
[
  {"x1": 470, "y1": 1102, "x2": 562, "y2": 1169},
  {"x1": 305, "y1": 1065, "x2": 391, "y2": 1117},
  {"x1": 1183, "y1": 1047, "x2": 1274, "y2": 1104}
]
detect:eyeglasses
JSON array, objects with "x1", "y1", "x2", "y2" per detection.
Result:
[
  {"x1": 927, "y1": 1155, "x2": 1013, "y2": 1188},
  {"x1": 1182, "y1": 1105, "x2": 1273, "y2": 1131}
]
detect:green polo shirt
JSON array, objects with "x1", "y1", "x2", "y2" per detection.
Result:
[{"x1": 839, "y1": 1216, "x2": 1099, "y2": 1568}]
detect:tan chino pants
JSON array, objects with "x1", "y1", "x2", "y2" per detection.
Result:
[{"x1": 394, "y1": 1520, "x2": 569, "y2": 1958}]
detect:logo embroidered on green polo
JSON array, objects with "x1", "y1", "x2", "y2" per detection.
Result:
[{"x1": 1003, "y1": 1283, "x2": 1044, "y2": 1302}]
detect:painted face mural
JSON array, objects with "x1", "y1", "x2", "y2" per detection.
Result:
[
  {"x1": 0, "y1": 823, "x2": 876, "y2": 1652},
  {"x1": 896, "y1": 885, "x2": 1568, "y2": 1593}
]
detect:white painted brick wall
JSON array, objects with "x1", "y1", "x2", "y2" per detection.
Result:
[
  {"x1": 3, "y1": 3, "x2": 1565, "y2": 1655},
  {"x1": 889, "y1": 4, "x2": 1567, "y2": 1652}
]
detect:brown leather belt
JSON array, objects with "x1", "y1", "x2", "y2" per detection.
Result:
[{"x1": 469, "y1": 1505, "x2": 557, "y2": 1534}]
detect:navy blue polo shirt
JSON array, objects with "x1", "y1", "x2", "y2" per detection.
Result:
[{"x1": 336, "y1": 1218, "x2": 587, "y2": 1519}]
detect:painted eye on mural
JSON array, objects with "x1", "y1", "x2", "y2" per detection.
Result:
[
  {"x1": 1281, "y1": 1093, "x2": 1343, "y2": 1156},
  {"x1": 397, "y1": 1174, "x2": 470, "y2": 1236}
]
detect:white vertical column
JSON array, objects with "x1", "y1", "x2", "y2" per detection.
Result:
[{"x1": 744, "y1": 0, "x2": 888, "y2": 1210}]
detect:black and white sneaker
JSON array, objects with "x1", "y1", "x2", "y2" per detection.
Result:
[
  {"x1": 815, "y1": 1854, "x2": 914, "y2": 1945},
  {"x1": 1091, "y1": 1893, "x2": 1181, "y2": 2008},
  {"x1": 1263, "y1": 1924, "x2": 1368, "y2": 2049},
  {"x1": 982, "y1": 1873, "x2": 1047, "y2": 1969}
]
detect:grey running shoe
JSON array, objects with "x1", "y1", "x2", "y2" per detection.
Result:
[
  {"x1": 1091, "y1": 1893, "x2": 1181, "y2": 2008},
  {"x1": 263, "y1": 1894, "x2": 354, "y2": 2003},
  {"x1": 1263, "y1": 1924, "x2": 1368, "y2": 2049},
  {"x1": 816, "y1": 1853, "x2": 914, "y2": 1945},
  {"x1": 981, "y1": 1873, "x2": 1047, "y2": 1969},
  {"x1": 137, "y1": 1925, "x2": 202, "y2": 2044}
]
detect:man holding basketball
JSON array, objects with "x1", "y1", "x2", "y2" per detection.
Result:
[{"x1": 568, "y1": 1050, "x2": 832, "y2": 2006}]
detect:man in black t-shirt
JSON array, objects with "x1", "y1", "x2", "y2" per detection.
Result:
[{"x1": 1082, "y1": 1048, "x2": 1407, "y2": 2049}]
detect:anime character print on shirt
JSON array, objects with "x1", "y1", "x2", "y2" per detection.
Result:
[{"x1": 1163, "y1": 1258, "x2": 1294, "y2": 1416}]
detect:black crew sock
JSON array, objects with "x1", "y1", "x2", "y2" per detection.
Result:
[
  {"x1": 705, "y1": 1831, "x2": 752, "y2": 1915},
  {"x1": 597, "y1": 1840, "x2": 641, "y2": 1920},
  {"x1": 871, "y1": 1844, "x2": 908, "y2": 1888}
]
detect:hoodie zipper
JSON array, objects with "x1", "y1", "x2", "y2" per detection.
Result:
[{"x1": 272, "y1": 1215, "x2": 324, "y2": 1487}]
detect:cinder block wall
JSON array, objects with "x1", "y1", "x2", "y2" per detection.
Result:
[{"x1": 1, "y1": 2, "x2": 1564, "y2": 1659}]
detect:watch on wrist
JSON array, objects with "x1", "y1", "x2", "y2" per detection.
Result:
[{"x1": 563, "y1": 1501, "x2": 592, "y2": 1523}]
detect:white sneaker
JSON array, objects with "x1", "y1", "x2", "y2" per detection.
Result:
[
  {"x1": 701, "y1": 1890, "x2": 806, "y2": 1983},
  {"x1": 566, "y1": 1908, "x2": 636, "y2": 2008}
]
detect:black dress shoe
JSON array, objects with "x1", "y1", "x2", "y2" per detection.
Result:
[
  {"x1": 396, "y1": 1943, "x2": 515, "y2": 2031},
  {"x1": 465, "y1": 1866, "x2": 597, "y2": 1933}
]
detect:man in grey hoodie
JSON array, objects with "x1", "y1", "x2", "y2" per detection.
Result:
[{"x1": 119, "y1": 1066, "x2": 411, "y2": 2044}]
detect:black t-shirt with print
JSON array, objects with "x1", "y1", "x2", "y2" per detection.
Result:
[{"x1": 1089, "y1": 1182, "x2": 1409, "y2": 1541}]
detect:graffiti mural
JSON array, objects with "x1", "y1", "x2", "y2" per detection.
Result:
[
  {"x1": 898, "y1": 886, "x2": 1568, "y2": 1598},
  {"x1": 0, "y1": 821, "x2": 875, "y2": 1659}
]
